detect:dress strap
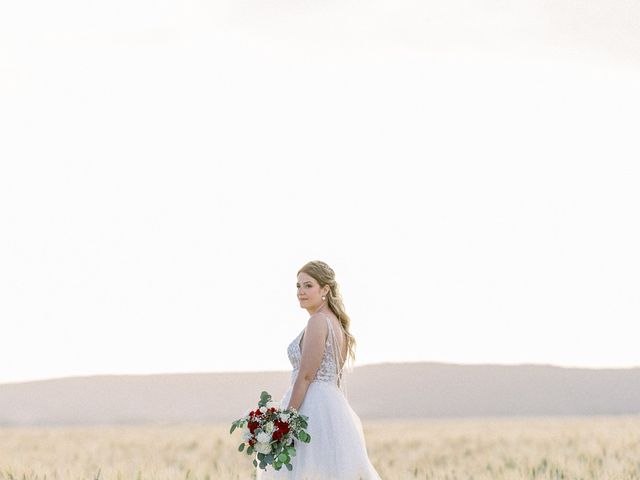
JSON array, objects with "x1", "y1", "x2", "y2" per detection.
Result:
[{"x1": 320, "y1": 311, "x2": 349, "y2": 399}]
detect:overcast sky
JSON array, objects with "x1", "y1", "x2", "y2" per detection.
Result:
[{"x1": 1, "y1": 0, "x2": 639, "y2": 385}]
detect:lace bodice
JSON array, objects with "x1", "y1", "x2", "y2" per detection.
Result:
[{"x1": 287, "y1": 312, "x2": 345, "y2": 388}]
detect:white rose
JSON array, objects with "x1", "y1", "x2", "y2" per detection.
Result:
[
  {"x1": 256, "y1": 431, "x2": 271, "y2": 443},
  {"x1": 266, "y1": 401, "x2": 280, "y2": 409},
  {"x1": 286, "y1": 437, "x2": 293, "y2": 445},
  {"x1": 264, "y1": 421, "x2": 274, "y2": 433},
  {"x1": 259, "y1": 406, "x2": 267, "y2": 413},
  {"x1": 241, "y1": 428, "x2": 253, "y2": 442},
  {"x1": 279, "y1": 413, "x2": 290, "y2": 422},
  {"x1": 254, "y1": 442, "x2": 272, "y2": 454}
]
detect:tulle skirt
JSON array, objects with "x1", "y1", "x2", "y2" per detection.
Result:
[{"x1": 255, "y1": 381, "x2": 381, "y2": 480}]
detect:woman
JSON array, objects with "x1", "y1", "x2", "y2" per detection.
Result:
[{"x1": 256, "y1": 260, "x2": 381, "y2": 480}]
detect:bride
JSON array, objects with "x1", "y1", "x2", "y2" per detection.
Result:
[{"x1": 256, "y1": 260, "x2": 381, "y2": 480}]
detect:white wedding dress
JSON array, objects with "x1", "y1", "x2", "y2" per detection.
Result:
[{"x1": 256, "y1": 312, "x2": 382, "y2": 480}]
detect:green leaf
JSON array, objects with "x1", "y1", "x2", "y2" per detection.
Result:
[
  {"x1": 257, "y1": 452, "x2": 265, "y2": 461},
  {"x1": 252, "y1": 459, "x2": 258, "y2": 468},
  {"x1": 286, "y1": 463, "x2": 293, "y2": 471},
  {"x1": 265, "y1": 454, "x2": 274, "y2": 464},
  {"x1": 229, "y1": 424, "x2": 237, "y2": 434},
  {"x1": 238, "y1": 443, "x2": 245, "y2": 452},
  {"x1": 277, "y1": 453, "x2": 289, "y2": 463},
  {"x1": 259, "y1": 391, "x2": 271, "y2": 406},
  {"x1": 247, "y1": 446, "x2": 254, "y2": 455},
  {"x1": 259, "y1": 461, "x2": 267, "y2": 470}
]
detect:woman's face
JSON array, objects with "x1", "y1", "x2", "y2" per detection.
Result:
[{"x1": 297, "y1": 272, "x2": 327, "y2": 310}]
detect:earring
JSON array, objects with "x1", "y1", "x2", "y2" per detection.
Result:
[{"x1": 322, "y1": 296, "x2": 326, "y2": 300}]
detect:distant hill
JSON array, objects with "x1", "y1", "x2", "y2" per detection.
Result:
[{"x1": 1, "y1": 363, "x2": 639, "y2": 426}]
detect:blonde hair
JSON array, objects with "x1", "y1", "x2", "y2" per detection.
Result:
[{"x1": 297, "y1": 260, "x2": 356, "y2": 368}]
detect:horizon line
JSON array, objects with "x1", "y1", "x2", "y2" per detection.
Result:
[{"x1": 2, "y1": 360, "x2": 639, "y2": 387}]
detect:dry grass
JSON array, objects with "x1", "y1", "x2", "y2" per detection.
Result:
[{"x1": 1, "y1": 416, "x2": 639, "y2": 479}]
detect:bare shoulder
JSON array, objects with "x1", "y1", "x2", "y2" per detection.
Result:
[{"x1": 306, "y1": 312, "x2": 329, "y2": 330}]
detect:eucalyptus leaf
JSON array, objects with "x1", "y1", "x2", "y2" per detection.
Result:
[{"x1": 259, "y1": 391, "x2": 271, "y2": 406}]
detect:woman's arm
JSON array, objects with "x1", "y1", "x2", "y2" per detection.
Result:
[{"x1": 285, "y1": 314, "x2": 328, "y2": 411}]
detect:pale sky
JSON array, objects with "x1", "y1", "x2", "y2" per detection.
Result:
[{"x1": 1, "y1": 0, "x2": 639, "y2": 385}]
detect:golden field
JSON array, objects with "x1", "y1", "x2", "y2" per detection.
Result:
[{"x1": 1, "y1": 416, "x2": 639, "y2": 480}]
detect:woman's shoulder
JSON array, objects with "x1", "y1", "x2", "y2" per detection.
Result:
[
  {"x1": 307, "y1": 311, "x2": 343, "y2": 341},
  {"x1": 307, "y1": 310, "x2": 338, "y2": 325},
  {"x1": 307, "y1": 311, "x2": 327, "y2": 327}
]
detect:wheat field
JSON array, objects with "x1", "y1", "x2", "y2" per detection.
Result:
[{"x1": 1, "y1": 416, "x2": 639, "y2": 480}]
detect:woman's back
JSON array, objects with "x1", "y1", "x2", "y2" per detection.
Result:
[{"x1": 287, "y1": 312, "x2": 347, "y2": 388}]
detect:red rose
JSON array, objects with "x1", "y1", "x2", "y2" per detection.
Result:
[
  {"x1": 275, "y1": 420, "x2": 290, "y2": 434},
  {"x1": 272, "y1": 429, "x2": 283, "y2": 441},
  {"x1": 247, "y1": 421, "x2": 259, "y2": 433}
]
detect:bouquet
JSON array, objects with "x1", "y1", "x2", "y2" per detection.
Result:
[{"x1": 230, "y1": 391, "x2": 311, "y2": 472}]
